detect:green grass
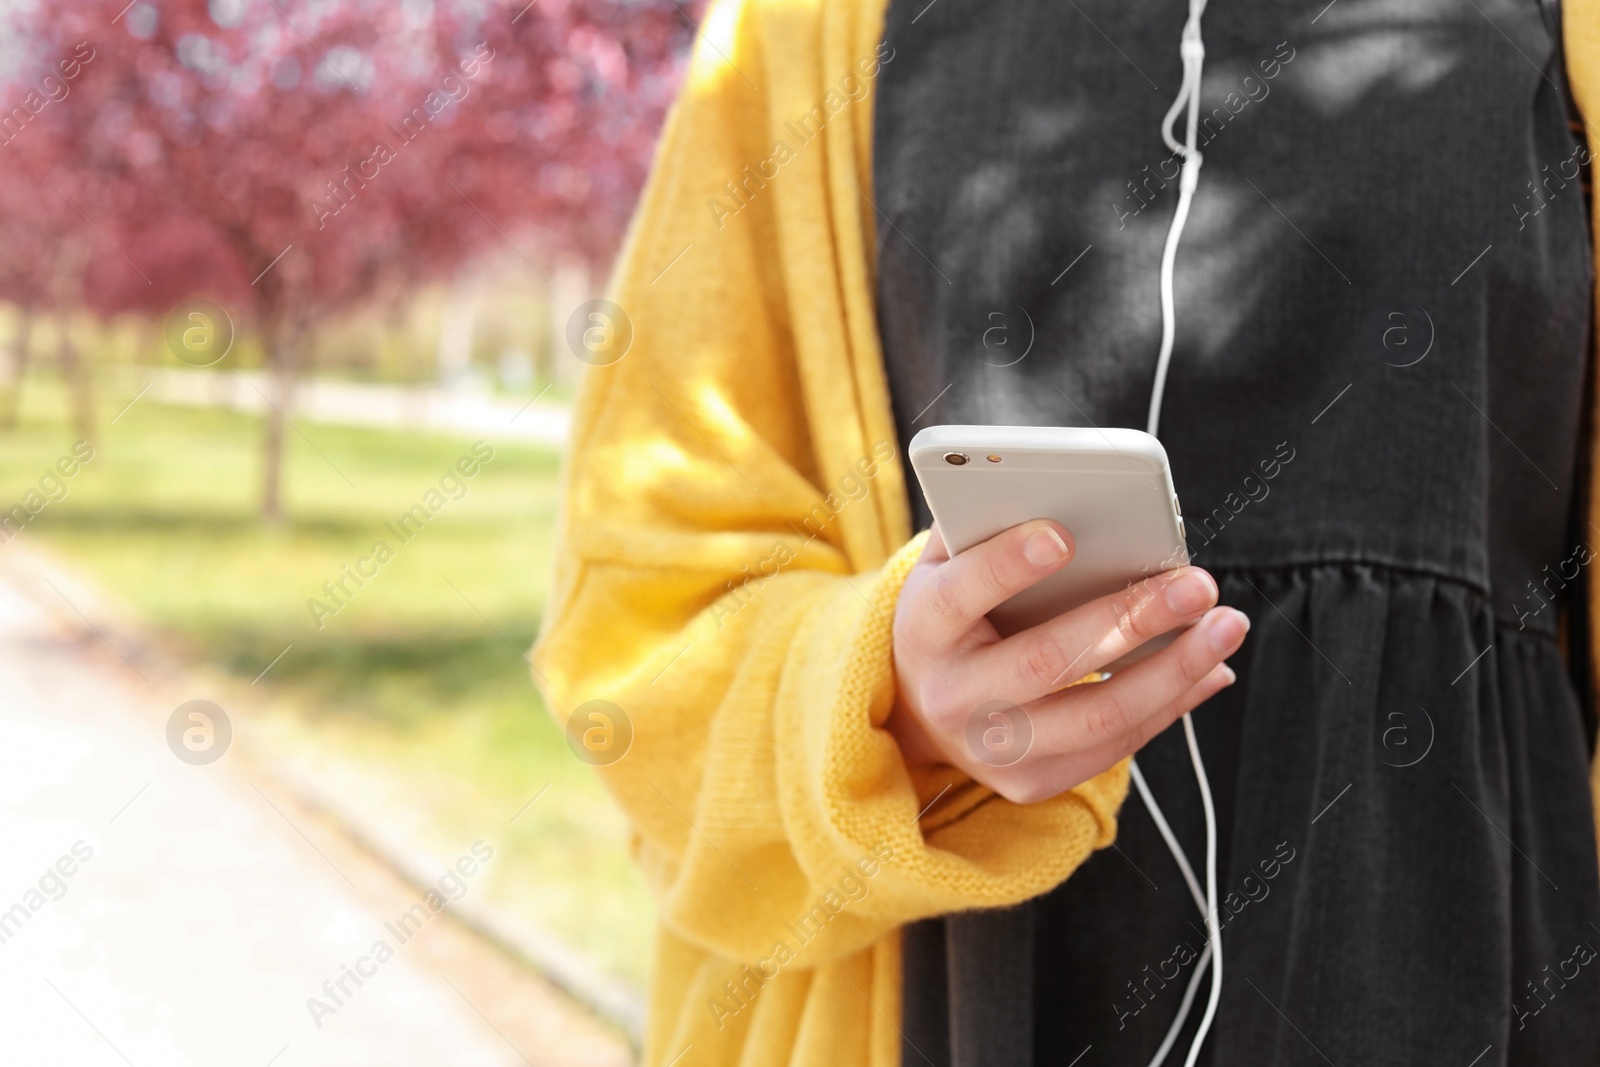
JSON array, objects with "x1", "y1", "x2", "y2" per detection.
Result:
[{"x1": 0, "y1": 378, "x2": 652, "y2": 985}]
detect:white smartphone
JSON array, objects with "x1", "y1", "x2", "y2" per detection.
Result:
[{"x1": 908, "y1": 424, "x2": 1190, "y2": 660}]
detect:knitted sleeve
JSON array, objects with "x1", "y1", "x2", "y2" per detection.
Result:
[{"x1": 532, "y1": 0, "x2": 1132, "y2": 968}]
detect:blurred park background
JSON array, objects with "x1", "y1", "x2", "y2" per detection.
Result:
[{"x1": 0, "y1": 0, "x2": 699, "y2": 1060}]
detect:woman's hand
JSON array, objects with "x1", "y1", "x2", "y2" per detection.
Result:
[{"x1": 887, "y1": 520, "x2": 1248, "y2": 804}]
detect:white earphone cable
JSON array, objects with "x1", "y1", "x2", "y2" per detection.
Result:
[
  {"x1": 1147, "y1": 3, "x2": 1209, "y2": 443},
  {"x1": 1130, "y1": 0, "x2": 1223, "y2": 1064},
  {"x1": 1127, "y1": 761, "x2": 1213, "y2": 1067}
]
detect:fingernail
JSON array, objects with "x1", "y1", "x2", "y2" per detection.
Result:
[
  {"x1": 1205, "y1": 608, "x2": 1249, "y2": 654},
  {"x1": 1219, "y1": 665, "x2": 1237, "y2": 687},
  {"x1": 1024, "y1": 527, "x2": 1069, "y2": 567},
  {"x1": 1164, "y1": 569, "x2": 1216, "y2": 614}
]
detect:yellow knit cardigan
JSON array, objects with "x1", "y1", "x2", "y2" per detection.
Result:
[{"x1": 532, "y1": 2, "x2": 1600, "y2": 1064}]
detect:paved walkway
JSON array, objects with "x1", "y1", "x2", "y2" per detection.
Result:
[
  {"x1": 0, "y1": 559, "x2": 630, "y2": 1067},
  {"x1": 137, "y1": 368, "x2": 572, "y2": 445}
]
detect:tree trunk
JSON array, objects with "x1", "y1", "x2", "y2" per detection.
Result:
[
  {"x1": 437, "y1": 284, "x2": 477, "y2": 388},
  {"x1": 260, "y1": 314, "x2": 300, "y2": 526},
  {"x1": 0, "y1": 309, "x2": 33, "y2": 431},
  {"x1": 130, "y1": 316, "x2": 154, "y2": 366},
  {"x1": 549, "y1": 257, "x2": 591, "y2": 387},
  {"x1": 532, "y1": 289, "x2": 554, "y2": 390},
  {"x1": 57, "y1": 315, "x2": 95, "y2": 449},
  {"x1": 47, "y1": 236, "x2": 93, "y2": 445}
]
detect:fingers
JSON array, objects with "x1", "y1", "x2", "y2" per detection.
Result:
[
  {"x1": 910, "y1": 520, "x2": 1075, "y2": 649},
  {"x1": 1025, "y1": 606, "x2": 1248, "y2": 756},
  {"x1": 1056, "y1": 662, "x2": 1236, "y2": 776},
  {"x1": 895, "y1": 520, "x2": 1246, "y2": 807},
  {"x1": 974, "y1": 566, "x2": 1220, "y2": 705},
  {"x1": 1009, "y1": 662, "x2": 1237, "y2": 805}
]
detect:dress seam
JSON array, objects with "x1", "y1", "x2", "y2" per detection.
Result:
[
  {"x1": 1203, "y1": 556, "x2": 1491, "y2": 599},
  {"x1": 1203, "y1": 556, "x2": 1567, "y2": 641}
]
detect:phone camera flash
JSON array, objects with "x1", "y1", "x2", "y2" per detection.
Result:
[
  {"x1": 986, "y1": 454, "x2": 1002, "y2": 463},
  {"x1": 943, "y1": 452, "x2": 969, "y2": 465}
]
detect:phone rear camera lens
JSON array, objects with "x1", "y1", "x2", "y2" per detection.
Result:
[{"x1": 944, "y1": 452, "x2": 969, "y2": 465}]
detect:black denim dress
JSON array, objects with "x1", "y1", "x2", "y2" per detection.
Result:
[{"x1": 872, "y1": 0, "x2": 1600, "y2": 1062}]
